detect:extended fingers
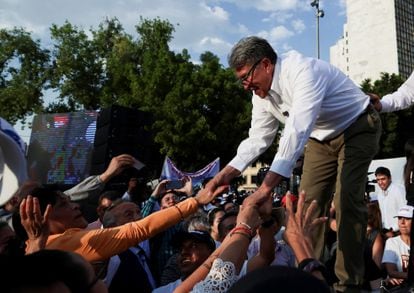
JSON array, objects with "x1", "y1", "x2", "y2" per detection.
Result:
[
  {"x1": 303, "y1": 199, "x2": 319, "y2": 226},
  {"x1": 26, "y1": 195, "x2": 34, "y2": 220},
  {"x1": 20, "y1": 197, "x2": 27, "y2": 220},
  {"x1": 295, "y1": 190, "x2": 306, "y2": 221},
  {"x1": 43, "y1": 204, "x2": 52, "y2": 224},
  {"x1": 33, "y1": 197, "x2": 43, "y2": 223}
]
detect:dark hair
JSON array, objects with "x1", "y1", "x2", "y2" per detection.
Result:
[
  {"x1": 12, "y1": 186, "x2": 62, "y2": 241},
  {"x1": 367, "y1": 202, "x2": 382, "y2": 231},
  {"x1": 374, "y1": 166, "x2": 391, "y2": 178},
  {"x1": 98, "y1": 190, "x2": 122, "y2": 204},
  {"x1": 158, "y1": 190, "x2": 187, "y2": 203},
  {"x1": 207, "y1": 207, "x2": 224, "y2": 226},
  {"x1": 229, "y1": 266, "x2": 330, "y2": 293},
  {"x1": 228, "y1": 36, "x2": 277, "y2": 69},
  {"x1": 29, "y1": 186, "x2": 62, "y2": 213},
  {"x1": 218, "y1": 210, "x2": 238, "y2": 239},
  {"x1": 0, "y1": 250, "x2": 94, "y2": 293}
]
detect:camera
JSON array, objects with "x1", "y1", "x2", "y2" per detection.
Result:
[{"x1": 166, "y1": 180, "x2": 184, "y2": 190}]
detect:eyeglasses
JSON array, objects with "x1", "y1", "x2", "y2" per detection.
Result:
[{"x1": 239, "y1": 59, "x2": 262, "y2": 84}]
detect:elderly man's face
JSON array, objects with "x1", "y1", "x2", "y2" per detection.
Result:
[
  {"x1": 236, "y1": 58, "x2": 274, "y2": 98},
  {"x1": 111, "y1": 202, "x2": 142, "y2": 226}
]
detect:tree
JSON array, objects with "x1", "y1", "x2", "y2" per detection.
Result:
[
  {"x1": 2, "y1": 18, "x2": 254, "y2": 172},
  {"x1": 151, "y1": 51, "x2": 252, "y2": 170},
  {"x1": 48, "y1": 21, "x2": 105, "y2": 111},
  {"x1": 361, "y1": 72, "x2": 414, "y2": 158},
  {"x1": 0, "y1": 28, "x2": 49, "y2": 124}
]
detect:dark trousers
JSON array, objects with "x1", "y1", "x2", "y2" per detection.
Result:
[{"x1": 300, "y1": 107, "x2": 381, "y2": 292}]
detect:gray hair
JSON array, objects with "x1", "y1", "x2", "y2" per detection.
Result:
[
  {"x1": 185, "y1": 212, "x2": 210, "y2": 232},
  {"x1": 228, "y1": 36, "x2": 277, "y2": 69}
]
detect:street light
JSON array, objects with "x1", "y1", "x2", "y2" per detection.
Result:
[{"x1": 310, "y1": 0, "x2": 324, "y2": 59}]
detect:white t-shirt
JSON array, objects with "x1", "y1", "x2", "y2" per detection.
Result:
[{"x1": 382, "y1": 236, "x2": 410, "y2": 273}]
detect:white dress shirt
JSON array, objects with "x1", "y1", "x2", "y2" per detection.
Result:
[
  {"x1": 229, "y1": 50, "x2": 369, "y2": 177},
  {"x1": 377, "y1": 182, "x2": 407, "y2": 231},
  {"x1": 381, "y1": 71, "x2": 414, "y2": 113}
]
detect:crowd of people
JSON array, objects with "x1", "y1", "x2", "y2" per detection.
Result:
[{"x1": 1, "y1": 35, "x2": 414, "y2": 293}]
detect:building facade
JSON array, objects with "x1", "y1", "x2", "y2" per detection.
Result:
[{"x1": 330, "y1": 0, "x2": 414, "y2": 85}]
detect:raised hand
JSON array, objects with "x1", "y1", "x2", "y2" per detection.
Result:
[
  {"x1": 100, "y1": 154, "x2": 136, "y2": 183},
  {"x1": 20, "y1": 195, "x2": 52, "y2": 254},
  {"x1": 283, "y1": 190, "x2": 327, "y2": 262}
]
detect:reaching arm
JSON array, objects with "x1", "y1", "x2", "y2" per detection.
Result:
[
  {"x1": 64, "y1": 154, "x2": 136, "y2": 201},
  {"x1": 175, "y1": 202, "x2": 264, "y2": 293},
  {"x1": 373, "y1": 71, "x2": 414, "y2": 113},
  {"x1": 246, "y1": 223, "x2": 276, "y2": 272}
]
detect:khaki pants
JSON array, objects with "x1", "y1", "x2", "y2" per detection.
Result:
[{"x1": 300, "y1": 107, "x2": 381, "y2": 293}]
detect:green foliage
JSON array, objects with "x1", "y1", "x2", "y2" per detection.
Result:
[
  {"x1": 0, "y1": 28, "x2": 49, "y2": 124},
  {"x1": 361, "y1": 72, "x2": 414, "y2": 158},
  {"x1": 1, "y1": 17, "x2": 253, "y2": 172}
]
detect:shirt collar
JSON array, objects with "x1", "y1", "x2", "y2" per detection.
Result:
[{"x1": 270, "y1": 55, "x2": 282, "y2": 97}]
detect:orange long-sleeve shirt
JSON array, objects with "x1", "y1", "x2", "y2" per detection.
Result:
[{"x1": 45, "y1": 198, "x2": 199, "y2": 262}]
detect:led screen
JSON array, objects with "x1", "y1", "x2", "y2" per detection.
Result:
[{"x1": 27, "y1": 111, "x2": 98, "y2": 185}]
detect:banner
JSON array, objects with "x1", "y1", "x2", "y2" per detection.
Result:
[{"x1": 160, "y1": 157, "x2": 220, "y2": 187}]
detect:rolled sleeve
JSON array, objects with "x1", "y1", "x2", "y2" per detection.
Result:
[
  {"x1": 381, "y1": 71, "x2": 414, "y2": 112},
  {"x1": 228, "y1": 96, "x2": 279, "y2": 172}
]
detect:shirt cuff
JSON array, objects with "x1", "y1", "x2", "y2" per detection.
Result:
[
  {"x1": 228, "y1": 156, "x2": 249, "y2": 173},
  {"x1": 380, "y1": 100, "x2": 392, "y2": 113},
  {"x1": 269, "y1": 159, "x2": 295, "y2": 178}
]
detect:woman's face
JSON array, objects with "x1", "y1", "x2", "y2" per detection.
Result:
[{"x1": 398, "y1": 217, "x2": 412, "y2": 236}]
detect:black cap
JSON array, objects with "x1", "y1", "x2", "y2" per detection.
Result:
[{"x1": 172, "y1": 230, "x2": 216, "y2": 252}]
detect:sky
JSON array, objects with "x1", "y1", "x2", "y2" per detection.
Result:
[
  {"x1": 1, "y1": 0, "x2": 347, "y2": 141},
  {"x1": 1, "y1": 0, "x2": 347, "y2": 63}
]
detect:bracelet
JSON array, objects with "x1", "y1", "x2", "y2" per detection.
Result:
[
  {"x1": 230, "y1": 231, "x2": 252, "y2": 241},
  {"x1": 174, "y1": 205, "x2": 184, "y2": 221},
  {"x1": 239, "y1": 222, "x2": 252, "y2": 231},
  {"x1": 231, "y1": 227, "x2": 254, "y2": 239},
  {"x1": 297, "y1": 258, "x2": 327, "y2": 278},
  {"x1": 202, "y1": 263, "x2": 211, "y2": 270},
  {"x1": 232, "y1": 226, "x2": 253, "y2": 237}
]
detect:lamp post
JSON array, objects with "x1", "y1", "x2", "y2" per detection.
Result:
[{"x1": 310, "y1": 0, "x2": 324, "y2": 59}]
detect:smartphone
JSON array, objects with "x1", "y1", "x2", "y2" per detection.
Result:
[{"x1": 166, "y1": 180, "x2": 184, "y2": 190}]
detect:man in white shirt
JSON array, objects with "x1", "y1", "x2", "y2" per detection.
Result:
[
  {"x1": 375, "y1": 167, "x2": 407, "y2": 238},
  {"x1": 202, "y1": 36, "x2": 381, "y2": 292}
]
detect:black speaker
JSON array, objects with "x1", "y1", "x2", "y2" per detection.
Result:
[{"x1": 90, "y1": 105, "x2": 158, "y2": 176}]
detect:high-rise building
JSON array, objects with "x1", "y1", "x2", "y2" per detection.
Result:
[{"x1": 330, "y1": 0, "x2": 414, "y2": 85}]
